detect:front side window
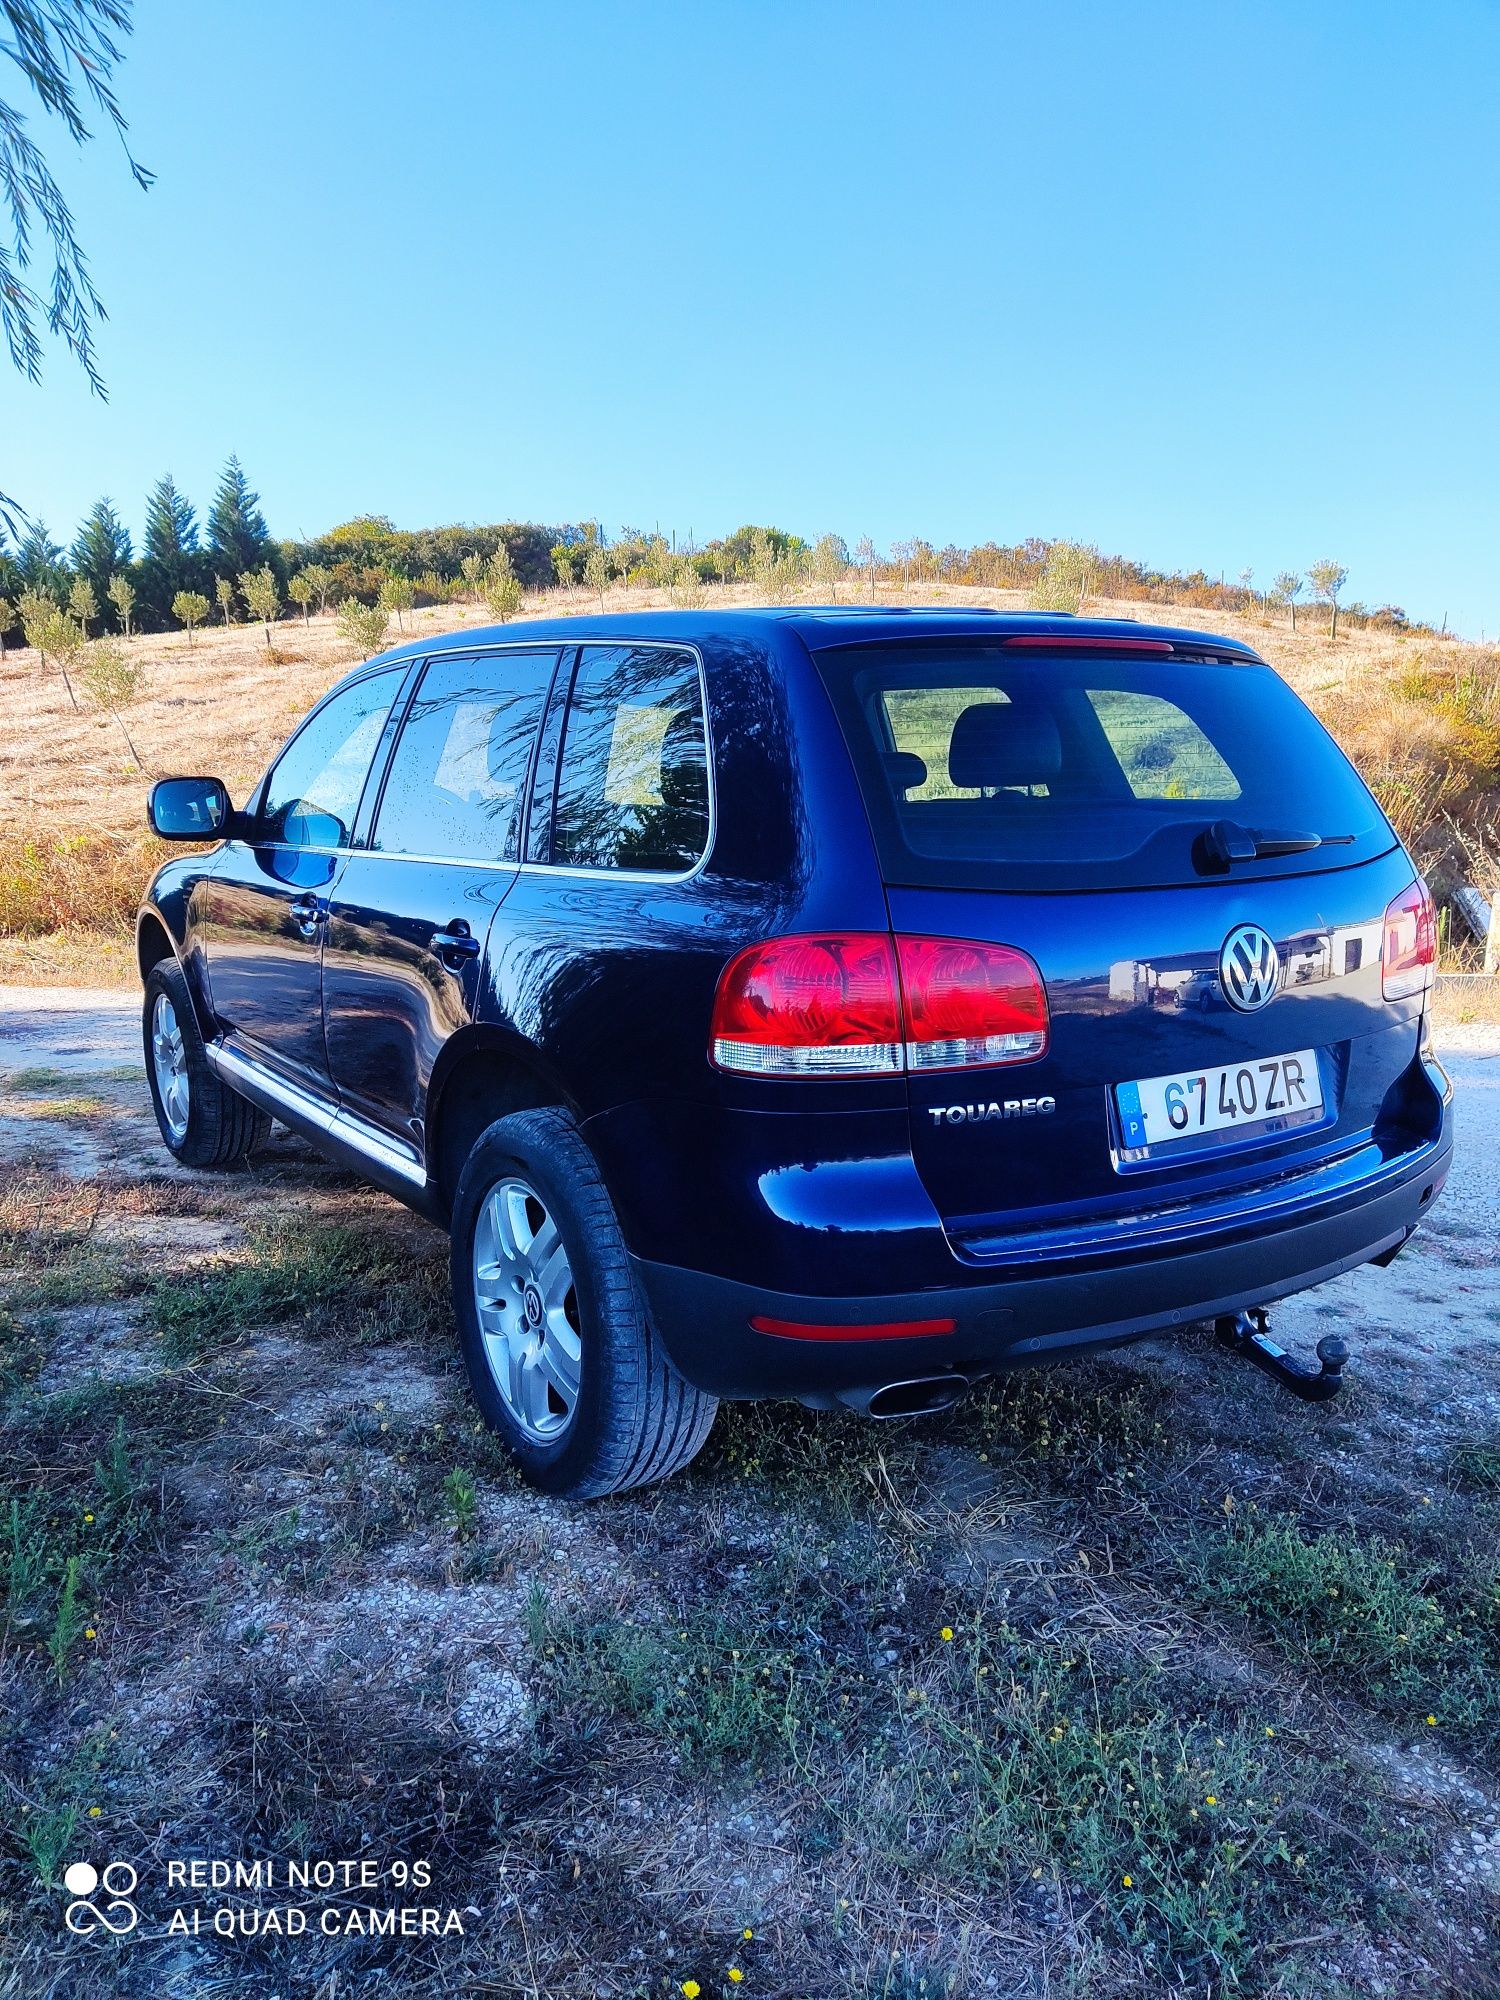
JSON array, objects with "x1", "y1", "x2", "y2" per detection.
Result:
[
  {"x1": 259, "y1": 668, "x2": 405, "y2": 848},
  {"x1": 551, "y1": 645, "x2": 709, "y2": 873},
  {"x1": 372, "y1": 650, "x2": 558, "y2": 863}
]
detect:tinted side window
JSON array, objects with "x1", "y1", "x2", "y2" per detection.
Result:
[
  {"x1": 551, "y1": 646, "x2": 709, "y2": 873},
  {"x1": 260, "y1": 668, "x2": 404, "y2": 848},
  {"x1": 372, "y1": 650, "x2": 558, "y2": 863}
]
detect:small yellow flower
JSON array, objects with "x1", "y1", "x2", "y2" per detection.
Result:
[
  {"x1": 1426, "y1": 1714, "x2": 1437, "y2": 1727},
  {"x1": 88, "y1": 1806, "x2": 101, "y2": 1818},
  {"x1": 83, "y1": 1513, "x2": 94, "y2": 1524},
  {"x1": 742, "y1": 1928, "x2": 753, "y2": 1940},
  {"x1": 682, "y1": 1984, "x2": 701, "y2": 1999},
  {"x1": 1205, "y1": 1795, "x2": 1217, "y2": 1806},
  {"x1": 84, "y1": 1628, "x2": 96, "y2": 1641},
  {"x1": 940, "y1": 1626, "x2": 954, "y2": 1642},
  {"x1": 1265, "y1": 1726, "x2": 1275, "y2": 1737},
  {"x1": 1122, "y1": 1874, "x2": 1133, "y2": 1888},
  {"x1": 728, "y1": 1971, "x2": 744, "y2": 1985}
]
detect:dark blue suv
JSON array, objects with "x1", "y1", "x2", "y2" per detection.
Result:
[{"x1": 138, "y1": 610, "x2": 1453, "y2": 1495}]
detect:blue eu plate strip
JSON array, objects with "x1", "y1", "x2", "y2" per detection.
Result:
[{"x1": 1115, "y1": 1079, "x2": 1147, "y2": 1151}]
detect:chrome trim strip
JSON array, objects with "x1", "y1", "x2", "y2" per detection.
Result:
[{"x1": 205, "y1": 1042, "x2": 427, "y2": 1189}]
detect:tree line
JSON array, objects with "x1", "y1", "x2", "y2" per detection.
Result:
[{"x1": 0, "y1": 453, "x2": 1418, "y2": 654}]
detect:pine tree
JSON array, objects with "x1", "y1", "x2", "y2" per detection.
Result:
[
  {"x1": 15, "y1": 519, "x2": 67, "y2": 597},
  {"x1": 207, "y1": 456, "x2": 271, "y2": 577},
  {"x1": 141, "y1": 474, "x2": 201, "y2": 614},
  {"x1": 70, "y1": 498, "x2": 132, "y2": 607}
]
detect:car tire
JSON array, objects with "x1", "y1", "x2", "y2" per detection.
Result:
[
  {"x1": 450, "y1": 1106, "x2": 717, "y2": 1498},
  {"x1": 143, "y1": 959, "x2": 271, "y2": 1168}
]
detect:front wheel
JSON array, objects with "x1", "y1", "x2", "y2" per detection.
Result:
[
  {"x1": 142, "y1": 959, "x2": 270, "y2": 1168},
  {"x1": 450, "y1": 1107, "x2": 717, "y2": 1498}
]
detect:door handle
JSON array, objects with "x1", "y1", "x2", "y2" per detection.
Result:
[
  {"x1": 289, "y1": 895, "x2": 326, "y2": 939},
  {"x1": 430, "y1": 921, "x2": 480, "y2": 967}
]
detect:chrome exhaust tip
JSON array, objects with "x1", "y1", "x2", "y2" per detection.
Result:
[{"x1": 837, "y1": 1374, "x2": 969, "y2": 1419}]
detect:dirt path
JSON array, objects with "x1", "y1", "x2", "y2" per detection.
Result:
[{"x1": 3, "y1": 988, "x2": 1498, "y2": 1999}]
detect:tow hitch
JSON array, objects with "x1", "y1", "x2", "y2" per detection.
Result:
[{"x1": 1214, "y1": 1309, "x2": 1349, "y2": 1403}]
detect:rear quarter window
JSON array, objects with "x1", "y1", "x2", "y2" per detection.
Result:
[{"x1": 814, "y1": 643, "x2": 1395, "y2": 891}]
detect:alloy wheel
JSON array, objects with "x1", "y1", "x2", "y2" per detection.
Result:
[
  {"x1": 472, "y1": 1176, "x2": 582, "y2": 1442},
  {"x1": 151, "y1": 991, "x2": 190, "y2": 1143}
]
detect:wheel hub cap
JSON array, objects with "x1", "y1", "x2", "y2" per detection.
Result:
[
  {"x1": 150, "y1": 992, "x2": 190, "y2": 1143},
  {"x1": 472, "y1": 1177, "x2": 582, "y2": 1443}
]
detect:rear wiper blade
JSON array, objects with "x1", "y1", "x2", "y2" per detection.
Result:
[{"x1": 1194, "y1": 818, "x2": 1338, "y2": 872}]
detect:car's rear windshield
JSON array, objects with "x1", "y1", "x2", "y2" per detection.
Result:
[{"x1": 811, "y1": 642, "x2": 1395, "y2": 892}]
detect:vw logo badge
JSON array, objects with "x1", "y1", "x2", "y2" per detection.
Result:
[{"x1": 1219, "y1": 924, "x2": 1280, "y2": 1012}]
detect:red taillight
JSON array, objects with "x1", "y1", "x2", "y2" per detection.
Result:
[
  {"x1": 750, "y1": 1313, "x2": 955, "y2": 1341},
  {"x1": 896, "y1": 934, "x2": 1049, "y2": 1069},
  {"x1": 710, "y1": 932, "x2": 1048, "y2": 1076},
  {"x1": 1382, "y1": 879, "x2": 1437, "y2": 1001},
  {"x1": 709, "y1": 933, "x2": 903, "y2": 1075}
]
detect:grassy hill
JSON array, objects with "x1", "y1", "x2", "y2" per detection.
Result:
[{"x1": 1, "y1": 579, "x2": 1496, "y2": 988}]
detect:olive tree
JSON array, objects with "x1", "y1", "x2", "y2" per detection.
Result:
[
  {"x1": 378, "y1": 571, "x2": 415, "y2": 631},
  {"x1": 1306, "y1": 559, "x2": 1347, "y2": 639},
  {"x1": 24, "y1": 600, "x2": 84, "y2": 708},
  {"x1": 106, "y1": 571, "x2": 135, "y2": 635},
  {"x1": 215, "y1": 577, "x2": 236, "y2": 626},
  {"x1": 583, "y1": 543, "x2": 608, "y2": 612},
  {"x1": 1272, "y1": 570, "x2": 1302, "y2": 631},
  {"x1": 68, "y1": 574, "x2": 97, "y2": 636},
  {"x1": 1030, "y1": 541, "x2": 1094, "y2": 614},
  {"x1": 78, "y1": 638, "x2": 145, "y2": 768},
  {"x1": 854, "y1": 536, "x2": 879, "y2": 598},
  {"x1": 287, "y1": 570, "x2": 315, "y2": 625},
  {"x1": 302, "y1": 562, "x2": 333, "y2": 613},
  {"x1": 810, "y1": 533, "x2": 849, "y2": 602},
  {"x1": 335, "y1": 597, "x2": 390, "y2": 657},
  {"x1": 172, "y1": 589, "x2": 209, "y2": 646},
  {"x1": 239, "y1": 566, "x2": 279, "y2": 646}
]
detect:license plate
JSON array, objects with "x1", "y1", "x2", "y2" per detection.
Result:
[{"x1": 1115, "y1": 1048, "x2": 1325, "y2": 1164}]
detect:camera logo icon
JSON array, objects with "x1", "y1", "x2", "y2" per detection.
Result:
[{"x1": 63, "y1": 1861, "x2": 140, "y2": 1935}]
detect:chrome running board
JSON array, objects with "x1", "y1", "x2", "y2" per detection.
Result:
[{"x1": 205, "y1": 1040, "x2": 427, "y2": 1191}]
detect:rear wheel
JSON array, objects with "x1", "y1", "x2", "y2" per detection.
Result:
[
  {"x1": 451, "y1": 1107, "x2": 717, "y2": 1497},
  {"x1": 142, "y1": 959, "x2": 270, "y2": 1168}
]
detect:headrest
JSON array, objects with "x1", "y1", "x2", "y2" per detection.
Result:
[
  {"x1": 948, "y1": 700, "x2": 1062, "y2": 790},
  {"x1": 885, "y1": 751, "x2": 928, "y2": 796}
]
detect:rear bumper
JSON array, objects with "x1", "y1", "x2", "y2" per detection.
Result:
[{"x1": 634, "y1": 1123, "x2": 1452, "y2": 1400}]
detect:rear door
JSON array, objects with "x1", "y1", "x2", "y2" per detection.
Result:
[
  {"x1": 199, "y1": 666, "x2": 406, "y2": 1093},
  {"x1": 321, "y1": 646, "x2": 561, "y2": 1154},
  {"x1": 812, "y1": 639, "x2": 1422, "y2": 1239}
]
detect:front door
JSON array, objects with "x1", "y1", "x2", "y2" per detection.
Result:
[
  {"x1": 199, "y1": 665, "x2": 406, "y2": 1093},
  {"x1": 322, "y1": 647, "x2": 562, "y2": 1153}
]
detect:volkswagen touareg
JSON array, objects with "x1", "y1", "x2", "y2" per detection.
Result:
[{"x1": 138, "y1": 610, "x2": 1453, "y2": 1495}]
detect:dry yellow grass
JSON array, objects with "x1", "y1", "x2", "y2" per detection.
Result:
[{"x1": 1, "y1": 579, "x2": 1496, "y2": 985}]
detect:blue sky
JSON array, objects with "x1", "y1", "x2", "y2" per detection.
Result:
[{"x1": 4, "y1": 0, "x2": 1498, "y2": 632}]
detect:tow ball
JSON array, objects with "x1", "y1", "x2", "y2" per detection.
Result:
[{"x1": 1214, "y1": 1309, "x2": 1349, "y2": 1403}]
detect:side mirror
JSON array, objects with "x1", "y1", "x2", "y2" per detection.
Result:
[{"x1": 149, "y1": 776, "x2": 232, "y2": 840}]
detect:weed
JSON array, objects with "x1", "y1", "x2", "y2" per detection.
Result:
[
  {"x1": 442, "y1": 1466, "x2": 478, "y2": 1539},
  {"x1": 1172, "y1": 1513, "x2": 1444, "y2": 1671},
  {"x1": 46, "y1": 1554, "x2": 83, "y2": 1681},
  {"x1": 1449, "y1": 1438, "x2": 1500, "y2": 1491}
]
